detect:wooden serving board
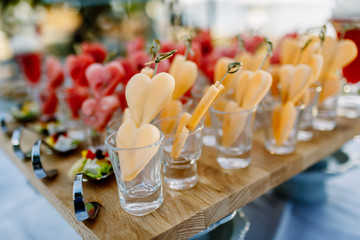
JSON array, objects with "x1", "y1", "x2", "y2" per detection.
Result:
[{"x1": 1, "y1": 117, "x2": 359, "y2": 240}]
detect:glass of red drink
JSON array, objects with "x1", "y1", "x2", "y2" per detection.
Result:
[{"x1": 330, "y1": 18, "x2": 360, "y2": 118}]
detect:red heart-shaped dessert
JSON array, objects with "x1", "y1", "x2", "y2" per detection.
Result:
[
  {"x1": 64, "y1": 86, "x2": 89, "y2": 119},
  {"x1": 40, "y1": 88, "x2": 58, "y2": 116},
  {"x1": 128, "y1": 50, "x2": 151, "y2": 73},
  {"x1": 86, "y1": 61, "x2": 125, "y2": 98},
  {"x1": 65, "y1": 54, "x2": 94, "y2": 86},
  {"x1": 81, "y1": 95, "x2": 119, "y2": 132},
  {"x1": 46, "y1": 56, "x2": 64, "y2": 88},
  {"x1": 81, "y1": 42, "x2": 107, "y2": 63}
]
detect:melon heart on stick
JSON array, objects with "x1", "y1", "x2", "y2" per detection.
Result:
[
  {"x1": 317, "y1": 31, "x2": 357, "y2": 102},
  {"x1": 170, "y1": 62, "x2": 241, "y2": 159},
  {"x1": 160, "y1": 37, "x2": 198, "y2": 133},
  {"x1": 235, "y1": 36, "x2": 270, "y2": 72},
  {"x1": 220, "y1": 69, "x2": 272, "y2": 147},
  {"x1": 219, "y1": 39, "x2": 273, "y2": 148},
  {"x1": 115, "y1": 50, "x2": 176, "y2": 181},
  {"x1": 275, "y1": 64, "x2": 313, "y2": 145}
]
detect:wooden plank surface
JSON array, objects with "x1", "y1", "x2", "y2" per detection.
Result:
[{"x1": 1, "y1": 117, "x2": 359, "y2": 240}]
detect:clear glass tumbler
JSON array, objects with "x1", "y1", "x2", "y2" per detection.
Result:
[
  {"x1": 297, "y1": 85, "x2": 322, "y2": 141},
  {"x1": 106, "y1": 116, "x2": 123, "y2": 135},
  {"x1": 210, "y1": 105, "x2": 256, "y2": 169},
  {"x1": 154, "y1": 117, "x2": 203, "y2": 190},
  {"x1": 337, "y1": 81, "x2": 360, "y2": 118},
  {"x1": 312, "y1": 94, "x2": 338, "y2": 131},
  {"x1": 260, "y1": 98, "x2": 303, "y2": 155},
  {"x1": 105, "y1": 131, "x2": 164, "y2": 216}
]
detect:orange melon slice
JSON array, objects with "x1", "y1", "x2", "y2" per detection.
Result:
[
  {"x1": 221, "y1": 100, "x2": 248, "y2": 148},
  {"x1": 319, "y1": 77, "x2": 341, "y2": 103},
  {"x1": 287, "y1": 64, "x2": 312, "y2": 104},
  {"x1": 140, "y1": 67, "x2": 154, "y2": 78},
  {"x1": 126, "y1": 72, "x2": 175, "y2": 126},
  {"x1": 187, "y1": 82, "x2": 225, "y2": 131},
  {"x1": 214, "y1": 57, "x2": 237, "y2": 89},
  {"x1": 241, "y1": 70, "x2": 272, "y2": 109},
  {"x1": 116, "y1": 119, "x2": 161, "y2": 181},
  {"x1": 159, "y1": 99, "x2": 183, "y2": 134},
  {"x1": 171, "y1": 112, "x2": 192, "y2": 159},
  {"x1": 272, "y1": 102, "x2": 297, "y2": 146},
  {"x1": 171, "y1": 58, "x2": 198, "y2": 100}
]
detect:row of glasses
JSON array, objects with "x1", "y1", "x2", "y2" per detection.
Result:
[{"x1": 97, "y1": 74, "x2": 347, "y2": 218}]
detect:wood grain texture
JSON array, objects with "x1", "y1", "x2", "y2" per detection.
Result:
[{"x1": 1, "y1": 117, "x2": 359, "y2": 240}]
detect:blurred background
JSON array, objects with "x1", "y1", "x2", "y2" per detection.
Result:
[{"x1": 0, "y1": 0, "x2": 337, "y2": 60}]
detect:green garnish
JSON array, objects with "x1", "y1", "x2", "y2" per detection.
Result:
[
  {"x1": 216, "y1": 62, "x2": 242, "y2": 87},
  {"x1": 259, "y1": 38, "x2": 273, "y2": 70},
  {"x1": 145, "y1": 50, "x2": 177, "y2": 77}
]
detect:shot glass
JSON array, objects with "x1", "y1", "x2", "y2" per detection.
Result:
[
  {"x1": 106, "y1": 117, "x2": 122, "y2": 135},
  {"x1": 154, "y1": 117, "x2": 204, "y2": 190},
  {"x1": 260, "y1": 98, "x2": 303, "y2": 155},
  {"x1": 337, "y1": 81, "x2": 360, "y2": 118},
  {"x1": 210, "y1": 104, "x2": 256, "y2": 169},
  {"x1": 297, "y1": 85, "x2": 322, "y2": 142},
  {"x1": 312, "y1": 94, "x2": 338, "y2": 131},
  {"x1": 105, "y1": 131, "x2": 164, "y2": 216}
]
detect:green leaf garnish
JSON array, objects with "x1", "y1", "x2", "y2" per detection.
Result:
[
  {"x1": 150, "y1": 39, "x2": 161, "y2": 59},
  {"x1": 145, "y1": 50, "x2": 177, "y2": 77},
  {"x1": 319, "y1": 25, "x2": 327, "y2": 46},
  {"x1": 259, "y1": 38, "x2": 273, "y2": 70},
  {"x1": 296, "y1": 38, "x2": 313, "y2": 64},
  {"x1": 217, "y1": 62, "x2": 242, "y2": 87},
  {"x1": 182, "y1": 35, "x2": 194, "y2": 60}
]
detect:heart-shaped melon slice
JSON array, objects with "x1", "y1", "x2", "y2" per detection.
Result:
[
  {"x1": 171, "y1": 57, "x2": 198, "y2": 100},
  {"x1": 287, "y1": 64, "x2": 312, "y2": 104},
  {"x1": 221, "y1": 100, "x2": 249, "y2": 148},
  {"x1": 214, "y1": 57, "x2": 237, "y2": 89},
  {"x1": 169, "y1": 54, "x2": 186, "y2": 78},
  {"x1": 279, "y1": 64, "x2": 295, "y2": 103},
  {"x1": 140, "y1": 67, "x2": 154, "y2": 78},
  {"x1": 272, "y1": 102, "x2": 297, "y2": 146},
  {"x1": 319, "y1": 76, "x2": 341, "y2": 103},
  {"x1": 241, "y1": 70, "x2": 272, "y2": 109},
  {"x1": 328, "y1": 39, "x2": 358, "y2": 74},
  {"x1": 234, "y1": 70, "x2": 252, "y2": 106},
  {"x1": 159, "y1": 99, "x2": 183, "y2": 134},
  {"x1": 319, "y1": 36, "x2": 337, "y2": 80},
  {"x1": 280, "y1": 38, "x2": 300, "y2": 65},
  {"x1": 299, "y1": 37, "x2": 321, "y2": 65},
  {"x1": 86, "y1": 61, "x2": 125, "y2": 98},
  {"x1": 116, "y1": 119, "x2": 161, "y2": 181},
  {"x1": 252, "y1": 51, "x2": 270, "y2": 71},
  {"x1": 126, "y1": 72, "x2": 175, "y2": 126},
  {"x1": 308, "y1": 54, "x2": 324, "y2": 84},
  {"x1": 122, "y1": 108, "x2": 133, "y2": 124},
  {"x1": 236, "y1": 52, "x2": 253, "y2": 70}
]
